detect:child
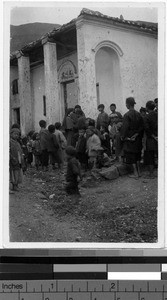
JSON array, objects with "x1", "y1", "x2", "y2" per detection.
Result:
[
  {"x1": 86, "y1": 127, "x2": 103, "y2": 169},
  {"x1": 47, "y1": 125, "x2": 60, "y2": 170},
  {"x1": 39, "y1": 120, "x2": 49, "y2": 171},
  {"x1": 99, "y1": 125, "x2": 111, "y2": 157},
  {"x1": 54, "y1": 122, "x2": 67, "y2": 168},
  {"x1": 10, "y1": 128, "x2": 24, "y2": 192},
  {"x1": 96, "y1": 104, "x2": 109, "y2": 131},
  {"x1": 32, "y1": 133, "x2": 42, "y2": 170},
  {"x1": 65, "y1": 146, "x2": 82, "y2": 195},
  {"x1": 108, "y1": 115, "x2": 123, "y2": 160},
  {"x1": 76, "y1": 128, "x2": 88, "y2": 170}
]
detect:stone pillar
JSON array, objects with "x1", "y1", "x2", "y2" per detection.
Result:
[
  {"x1": 76, "y1": 19, "x2": 97, "y2": 119},
  {"x1": 43, "y1": 40, "x2": 59, "y2": 125},
  {"x1": 17, "y1": 54, "x2": 33, "y2": 135}
]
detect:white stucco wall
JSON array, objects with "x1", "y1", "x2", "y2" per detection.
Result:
[
  {"x1": 31, "y1": 65, "x2": 45, "y2": 132},
  {"x1": 77, "y1": 20, "x2": 157, "y2": 117},
  {"x1": 57, "y1": 52, "x2": 78, "y2": 72},
  {"x1": 31, "y1": 52, "x2": 78, "y2": 131}
]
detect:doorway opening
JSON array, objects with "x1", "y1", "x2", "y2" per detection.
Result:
[
  {"x1": 13, "y1": 108, "x2": 20, "y2": 125},
  {"x1": 95, "y1": 46, "x2": 122, "y2": 109},
  {"x1": 62, "y1": 79, "x2": 78, "y2": 113}
]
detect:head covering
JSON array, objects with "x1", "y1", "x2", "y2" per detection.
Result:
[
  {"x1": 126, "y1": 97, "x2": 136, "y2": 106},
  {"x1": 146, "y1": 100, "x2": 155, "y2": 111},
  {"x1": 11, "y1": 123, "x2": 20, "y2": 129},
  {"x1": 75, "y1": 105, "x2": 81, "y2": 109},
  {"x1": 10, "y1": 128, "x2": 20, "y2": 134},
  {"x1": 65, "y1": 146, "x2": 77, "y2": 157}
]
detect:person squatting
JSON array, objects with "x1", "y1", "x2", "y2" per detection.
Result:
[{"x1": 10, "y1": 99, "x2": 158, "y2": 195}]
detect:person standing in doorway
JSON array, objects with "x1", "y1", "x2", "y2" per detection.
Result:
[{"x1": 62, "y1": 108, "x2": 74, "y2": 146}]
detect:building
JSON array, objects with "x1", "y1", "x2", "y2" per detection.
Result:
[{"x1": 10, "y1": 8, "x2": 158, "y2": 135}]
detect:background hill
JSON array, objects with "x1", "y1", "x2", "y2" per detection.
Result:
[{"x1": 10, "y1": 22, "x2": 61, "y2": 53}]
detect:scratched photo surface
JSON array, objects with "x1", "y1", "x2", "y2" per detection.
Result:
[{"x1": 8, "y1": 2, "x2": 163, "y2": 245}]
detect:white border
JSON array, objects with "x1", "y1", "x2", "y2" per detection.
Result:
[{"x1": 2, "y1": 1, "x2": 166, "y2": 250}]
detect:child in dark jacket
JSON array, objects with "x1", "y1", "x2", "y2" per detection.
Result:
[{"x1": 65, "y1": 146, "x2": 82, "y2": 195}]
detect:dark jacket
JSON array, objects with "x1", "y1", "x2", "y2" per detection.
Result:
[
  {"x1": 47, "y1": 133, "x2": 59, "y2": 152},
  {"x1": 10, "y1": 138, "x2": 24, "y2": 170},
  {"x1": 39, "y1": 128, "x2": 50, "y2": 151},
  {"x1": 76, "y1": 136, "x2": 87, "y2": 154},
  {"x1": 144, "y1": 110, "x2": 158, "y2": 151},
  {"x1": 66, "y1": 157, "x2": 81, "y2": 183},
  {"x1": 121, "y1": 109, "x2": 144, "y2": 153},
  {"x1": 96, "y1": 112, "x2": 109, "y2": 130}
]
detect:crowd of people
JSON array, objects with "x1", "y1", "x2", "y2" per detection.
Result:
[{"x1": 10, "y1": 97, "x2": 158, "y2": 195}]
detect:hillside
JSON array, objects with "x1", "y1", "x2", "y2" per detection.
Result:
[{"x1": 10, "y1": 22, "x2": 61, "y2": 53}]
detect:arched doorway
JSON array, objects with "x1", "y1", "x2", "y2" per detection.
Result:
[
  {"x1": 95, "y1": 44, "x2": 122, "y2": 111},
  {"x1": 58, "y1": 60, "x2": 78, "y2": 120}
]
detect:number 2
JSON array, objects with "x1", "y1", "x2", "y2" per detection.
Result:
[{"x1": 110, "y1": 283, "x2": 115, "y2": 290}]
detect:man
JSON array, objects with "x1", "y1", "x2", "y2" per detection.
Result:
[
  {"x1": 120, "y1": 97, "x2": 144, "y2": 178},
  {"x1": 144, "y1": 100, "x2": 158, "y2": 178}
]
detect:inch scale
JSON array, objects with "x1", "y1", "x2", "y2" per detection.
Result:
[{"x1": 1, "y1": 280, "x2": 167, "y2": 300}]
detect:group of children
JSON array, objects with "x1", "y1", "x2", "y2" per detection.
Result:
[{"x1": 10, "y1": 97, "x2": 158, "y2": 194}]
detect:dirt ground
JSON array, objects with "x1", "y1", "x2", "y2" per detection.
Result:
[{"x1": 9, "y1": 164, "x2": 158, "y2": 243}]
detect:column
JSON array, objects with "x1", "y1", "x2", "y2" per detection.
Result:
[
  {"x1": 76, "y1": 19, "x2": 97, "y2": 119},
  {"x1": 43, "y1": 40, "x2": 59, "y2": 125},
  {"x1": 17, "y1": 54, "x2": 33, "y2": 135}
]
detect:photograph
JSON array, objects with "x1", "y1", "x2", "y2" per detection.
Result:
[{"x1": 5, "y1": 1, "x2": 165, "y2": 247}]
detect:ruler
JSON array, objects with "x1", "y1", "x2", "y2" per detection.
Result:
[{"x1": 1, "y1": 280, "x2": 167, "y2": 300}]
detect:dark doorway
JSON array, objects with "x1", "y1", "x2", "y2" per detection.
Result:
[
  {"x1": 13, "y1": 108, "x2": 20, "y2": 125},
  {"x1": 62, "y1": 79, "x2": 78, "y2": 113}
]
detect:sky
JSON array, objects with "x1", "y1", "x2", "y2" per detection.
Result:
[{"x1": 8, "y1": 2, "x2": 159, "y2": 26}]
